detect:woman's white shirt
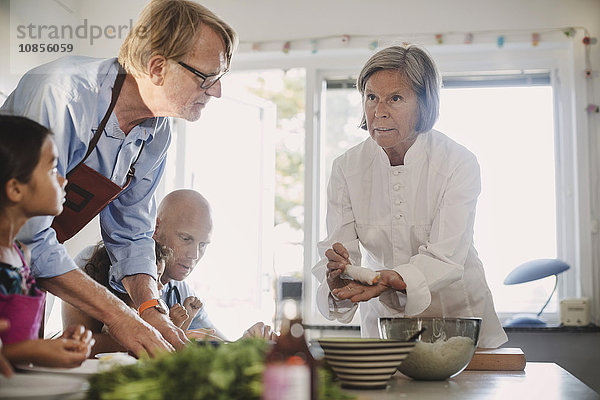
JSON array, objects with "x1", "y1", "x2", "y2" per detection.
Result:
[{"x1": 312, "y1": 131, "x2": 507, "y2": 348}]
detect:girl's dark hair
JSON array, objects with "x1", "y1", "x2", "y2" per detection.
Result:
[
  {"x1": 83, "y1": 242, "x2": 129, "y2": 303},
  {"x1": 83, "y1": 241, "x2": 173, "y2": 305},
  {"x1": 0, "y1": 115, "x2": 53, "y2": 206}
]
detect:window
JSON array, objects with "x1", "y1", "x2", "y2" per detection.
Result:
[{"x1": 437, "y1": 79, "x2": 557, "y2": 317}]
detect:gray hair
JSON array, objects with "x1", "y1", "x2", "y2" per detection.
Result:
[
  {"x1": 119, "y1": 0, "x2": 238, "y2": 77},
  {"x1": 357, "y1": 45, "x2": 441, "y2": 133}
]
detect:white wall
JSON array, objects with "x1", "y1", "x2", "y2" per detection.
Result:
[
  {"x1": 2, "y1": 0, "x2": 598, "y2": 110},
  {"x1": 3, "y1": 1, "x2": 599, "y2": 70},
  {"x1": 2, "y1": 0, "x2": 598, "y2": 128},
  {"x1": 203, "y1": 0, "x2": 600, "y2": 43}
]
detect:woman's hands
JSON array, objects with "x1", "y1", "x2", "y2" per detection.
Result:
[
  {"x1": 331, "y1": 270, "x2": 406, "y2": 302},
  {"x1": 325, "y1": 242, "x2": 406, "y2": 303},
  {"x1": 325, "y1": 242, "x2": 353, "y2": 291}
]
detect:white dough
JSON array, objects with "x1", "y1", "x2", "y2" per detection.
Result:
[
  {"x1": 343, "y1": 264, "x2": 381, "y2": 285},
  {"x1": 399, "y1": 336, "x2": 475, "y2": 380}
]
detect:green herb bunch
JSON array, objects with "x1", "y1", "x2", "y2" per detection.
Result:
[{"x1": 87, "y1": 339, "x2": 354, "y2": 400}]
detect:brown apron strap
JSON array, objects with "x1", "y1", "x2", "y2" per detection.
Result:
[
  {"x1": 76, "y1": 64, "x2": 127, "y2": 168},
  {"x1": 70, "y1": 63, "x2": 145, "y2": 190},
  {"x1": 51, "y1": 64, "x2": 144, "y2": 243},
  {"x1": 122, "y1": 140, "x2": 145, "y2": 189}
]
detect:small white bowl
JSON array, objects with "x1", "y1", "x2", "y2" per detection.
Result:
[{"x1": 94, "y1": 352, "x2": 137, "y2": 371}]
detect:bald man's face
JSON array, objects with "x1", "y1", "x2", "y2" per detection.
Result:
[{"x1": 154, "y1": 207, "x2": 212, "y2": 284}]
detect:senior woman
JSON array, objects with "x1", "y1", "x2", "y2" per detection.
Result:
[{"x1": 312, "y1": 45, "x2": 507, "y2": 348}]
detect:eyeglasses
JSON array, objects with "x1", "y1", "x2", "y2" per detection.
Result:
[{"x1": 177, "y1": 61, "x2": 228, "y2": 89}]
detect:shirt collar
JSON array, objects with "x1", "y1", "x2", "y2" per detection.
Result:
[
  {"x1": 403, "y1": 131, "x2": 427, "y2": 165},
  {"x1": 374, "y1": 132, "x2": 427, "y2": 168},
  {"x1": 106, "y1": 115, "x2": 157, "y2": 143},
  {"x1": 103, "y1": 59, "x2": 157, "y2": 143}
]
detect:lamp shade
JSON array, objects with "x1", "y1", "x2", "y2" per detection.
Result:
[{"x1": 504, "y1": 259, "x2": 570, "y2": 285}]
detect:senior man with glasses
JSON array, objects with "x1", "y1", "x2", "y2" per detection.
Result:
[{"x1": 0, "y1": 0, "x2": 237, "y2": 357}]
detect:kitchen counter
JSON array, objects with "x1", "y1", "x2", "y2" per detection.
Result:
[
  {"x1": 3, "y1": 361, "x2": 597, "y2": 399},
  {"x1": 342, "y1": 362, "x2": 599, "y2": 399}
]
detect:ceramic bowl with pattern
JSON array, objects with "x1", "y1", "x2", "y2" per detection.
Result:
[{"x1": 317, "y1": 338, "x2": 415, "y2": 389}]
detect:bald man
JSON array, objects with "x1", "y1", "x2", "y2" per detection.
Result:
[
  {"x1": 63, "y1": 190, "x2": 272, "y2": 354},
  {"x1": 153, "y1": 190, "x2": 226, "y2": 337},
  {"x1": 153, "y1": 190, "x2": 215, "y2": 333},
  {"x1": 157, "y1": 190, "x2": 274, "y2": 340}
]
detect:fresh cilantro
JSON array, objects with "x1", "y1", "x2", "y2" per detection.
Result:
[{"x1": 86, "y1": 338, "x2": 354, "y2": 400}]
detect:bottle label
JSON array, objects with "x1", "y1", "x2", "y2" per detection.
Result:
[{"x1": 263, "y1": 363, "x2": 310, "y2": 400}]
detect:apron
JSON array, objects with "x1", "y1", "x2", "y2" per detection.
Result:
[
  {"x1": 51, "y1": 66, "x2": 143, "y2": 243},
  {"x1": 0, "y1": 244, "x2": 45, "y2": 345}
]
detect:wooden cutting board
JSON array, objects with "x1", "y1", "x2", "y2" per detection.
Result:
[{"x1": 465, "y1": 347, "x2": 526, "y2": 371}]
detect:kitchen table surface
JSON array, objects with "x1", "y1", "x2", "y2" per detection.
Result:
[
  {"x1": 2, "y1": 361, "x2": 598, "y2": 399},
  {"x1": 342, "y1": 362, "x2": 599, "y2": 400}
]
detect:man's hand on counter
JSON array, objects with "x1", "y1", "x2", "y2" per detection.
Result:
[
  {"x1": 100, "y1": 312, "x2": 172, "y2": 357},
  {"x1": 122, "y1": 273, "x2": 188, "y2": 351},
  {"x1": 139, "y1": 308, "x2": 188, "y2": 351}
]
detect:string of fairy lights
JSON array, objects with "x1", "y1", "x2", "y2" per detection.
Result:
[
  {"x1": 241, "y1": 26, "x2": 596, "y2": 52},
  {"x1": 241, "y1": 26, "x2": 598, "y2": 114}
]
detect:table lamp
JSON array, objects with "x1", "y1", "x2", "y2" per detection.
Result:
[{"x1": 503, "y1": 258, "x2": 570, "y2": 327}]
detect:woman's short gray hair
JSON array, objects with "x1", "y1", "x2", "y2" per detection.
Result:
[{"x1": 357, "y1": 45, "x2": 441, "y2": 133}]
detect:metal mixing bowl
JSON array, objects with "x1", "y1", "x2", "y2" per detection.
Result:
[{"x1": 378, "y1": 317, "x2": 481, "y2": 380}]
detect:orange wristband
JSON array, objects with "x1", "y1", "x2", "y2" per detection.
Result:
[{"x1": 138, "y1": 299, "x2": 159, "y2": 316}]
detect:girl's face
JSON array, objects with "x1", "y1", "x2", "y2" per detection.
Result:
[{"x1": 22, "y1": 136, "x2": 67, "y2": 217}]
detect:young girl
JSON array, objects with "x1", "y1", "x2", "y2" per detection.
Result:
[{"x1": 0, "y1": 115, "x2": 94, "y2": 372}]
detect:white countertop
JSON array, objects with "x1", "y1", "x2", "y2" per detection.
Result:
[
  {"x1": 3, "y1": 361, "x2": 597, "y2": 399},
  {"x1": 342, "y1": 362, "x2": 599, "y2": 400}
]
